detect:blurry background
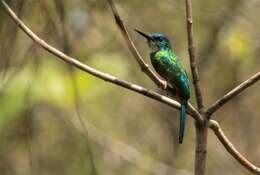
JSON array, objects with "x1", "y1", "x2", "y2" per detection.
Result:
[{"x1": 0, "y1": 0, "x2": 260, "y2": 175}]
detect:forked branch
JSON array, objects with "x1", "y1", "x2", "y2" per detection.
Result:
[
  {"x1": 209, "y1": 120, "x2": 260, "y2": 175},
  {"x1": 107, "y1": 0, "x2": 170, "y2": 90},
  {"x1": 107, "y1": 0, "x2": 203, "y2": 122},
  {"x1": 0, "y1": 0, "x2": 203, "y2": 122},
  {"x1": 185, "y1": 1, "x2": 207, "y2": 175},
  {"x1": 4, "y1": 1, "x2": 260, "y2": 175},
  {"x1": 207, "y1": 72, "x2": 260, "y2": 116}
]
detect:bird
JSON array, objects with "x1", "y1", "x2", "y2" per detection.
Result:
[{"x1": 135, "y1": 29, "x2": 190, "y2": 144}]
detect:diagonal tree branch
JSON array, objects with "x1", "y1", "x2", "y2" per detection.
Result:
[
  {"x1": 185, "y1": 0, "x2": 204, "y2": 112},
  {"x1": 107, "y1": 0, "x2": 203, "y2": 122},
  {"x1": 54, "y1": 1, "x2": 97, "y2": 173},
  {"x1": 0, "y1": 0, "x2": 202, "y2": 122},
  {"x1": 209, "y1": 120, "x2": 260, "y2": 175},
  {"x1": 206, "y1": 72, "x2": 260, "y2": 116},
  {"x1": 107, "y1": 0, "x2": 204, "y2": 123},
  {"x1": 107, "y1": 0, "x2": 170, "y2": 90}
]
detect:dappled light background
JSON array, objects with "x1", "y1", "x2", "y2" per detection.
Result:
[{"x1": 0, "y1": 0, "x2": 260, "y2": 175}]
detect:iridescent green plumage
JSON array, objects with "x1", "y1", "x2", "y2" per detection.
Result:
[{"x1": 135, "y1": 30, "x2": 190, "y2": 143}]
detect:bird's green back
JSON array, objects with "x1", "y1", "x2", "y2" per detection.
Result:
[{"x1": 151, "y1": 48, "x2": 190, "y2": 99}]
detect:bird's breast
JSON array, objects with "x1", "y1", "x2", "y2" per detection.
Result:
[
  {"x1": 150, "y1": 55, "x2": 169, "y2": 80},
  {"x1": 150, "y1": 52, "x2": 190, "y2": 99}
]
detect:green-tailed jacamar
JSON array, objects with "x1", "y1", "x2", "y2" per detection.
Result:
[{"x1": 135, "y1": 29, "x2": 190, "y2": 144}]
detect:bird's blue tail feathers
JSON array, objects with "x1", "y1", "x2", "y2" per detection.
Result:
[{"x1": 179, "y1": 100, "x2": 188, "y2": 144}]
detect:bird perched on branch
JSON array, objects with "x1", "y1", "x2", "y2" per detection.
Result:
[{"x1": 135, "y1": 29, "x2": 190, "y2": 144}]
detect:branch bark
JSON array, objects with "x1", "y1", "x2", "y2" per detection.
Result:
[
  {"x1": 206, "y1": 72, "x2": 260, "y2": 116},
  {"x1": 107, "y1": 0, "x2": 171, "y2": 90},
  {"x1": 185, "y1": 0, "x2": 204, "y2": 112},
  {"x1": 0, "y1": 0, "x2": 202, "y2": 122},
  {"x1": 185, "y1": 1, "x2": 207, "y2": 175},
  {"x1": 194, "y1": 122, "x2": 208, "y2": 175},
  {"x1": 107, "y1": 0, "x2": 204, "y2": 122},
  {"x1": 209, "y1": 120, "x2": 260, "y2": 175},
  {"x1": 4, "y1": 1, "x2": 260, "y2": 175}
]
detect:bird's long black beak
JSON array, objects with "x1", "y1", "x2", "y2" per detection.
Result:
[{"x1": 134, "y1": 29, "x2": 152, "y2": 41}]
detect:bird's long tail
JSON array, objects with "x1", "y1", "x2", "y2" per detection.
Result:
[{"x1": 179, "y1": 100, "x2": 188, "y2": 144}]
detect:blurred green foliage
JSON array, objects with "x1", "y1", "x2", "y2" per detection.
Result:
[{"x1": 0, "y1": 0, "x2": 260, "y2": 175}]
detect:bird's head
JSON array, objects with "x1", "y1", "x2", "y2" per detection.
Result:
[{"x1": 135, "y1": 29, "x2": 172, "y2": 52}]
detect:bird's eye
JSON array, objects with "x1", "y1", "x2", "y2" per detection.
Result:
[{"x1": 157, "y1": 38, "x2": 162, "y2": 42}]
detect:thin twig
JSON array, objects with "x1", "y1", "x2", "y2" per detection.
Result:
[
  {"x1": 70, "y1": 68, "x2": 98, "y2": 175},
  {"x1": 0, "y1": 43, "x2": 34, "y2": 96},
  {"x1": 24, "y1": 51, "x2": 41, "y2": 175},
  {"x1": 82, "y1": 119, "x2": 187, "y2": 175},
  {"x1": 107, "y1": 0, "x2": 169, "y2": 90},
  {"x1": 0, "y1": 0, "x2": 25, "y2": 81},
  {"x1": 54, "y1": 0, "x2": 98, "y2": 173},
  {"x1": 40, "y1": 103, "x2": 184, "y2": 175},
  {"x1": 0, "y1": 0, "x2": 202, "y2": 122},
  {"x1": 38, "y1": 0, "x2": 63, "y2": 44},
  {"x1": 206, "y1": 72, "x2": 260, "y2": 116},
  {"x1": 185, "y1": 0, "x2": 204, "y2": 112},
  {"x1": 209, "y1": 120, "x2": 260, "y2": 175},
  {"x1": 107, "y1": 0, "x2": 203, "y2": 120}
]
